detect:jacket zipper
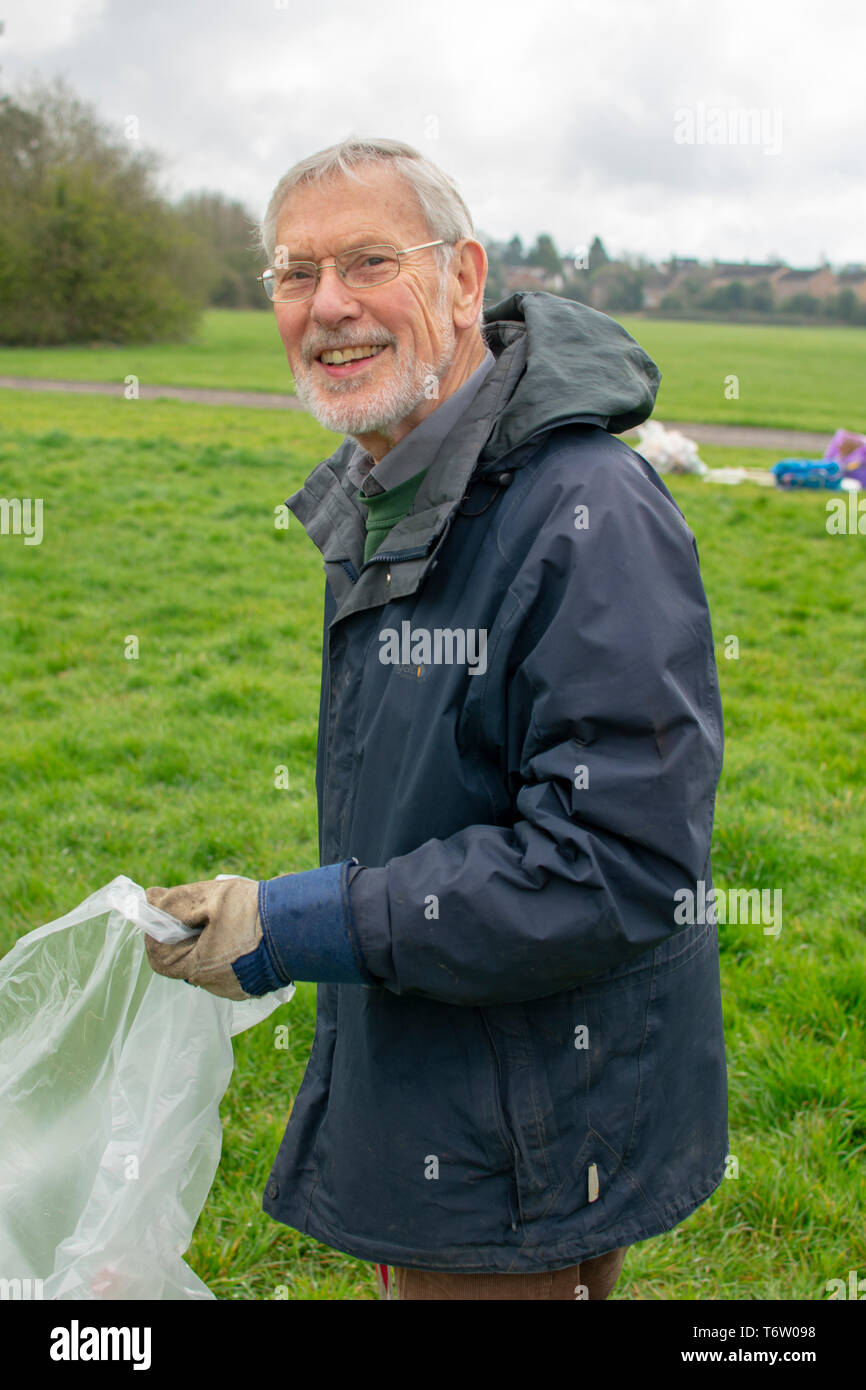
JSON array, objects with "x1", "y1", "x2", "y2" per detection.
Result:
[{"x1": 479, "y1": 1011, "x2": 525, "y2": 1233}]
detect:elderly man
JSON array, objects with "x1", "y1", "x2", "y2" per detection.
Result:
[{"x1": 146, "y1": 137, "x2": 728, "y2": 1302}]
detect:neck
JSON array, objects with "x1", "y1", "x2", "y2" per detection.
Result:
[{"x1": 354, "y1": 329, "x2": 488, "y2": 462}]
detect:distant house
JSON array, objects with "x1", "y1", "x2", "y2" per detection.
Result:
[
  {"x1": 837, "y1": 267, "x2": 866, "y2": 304},
  {"x1": 641, "y1": 258, "x2": 710, "y2": 308},
  {"x1": 771, "y1": 266, "x2": 837, "y2": 301},
  {"x1": 641, "y1": 269, "x2": 675, "y2": 309},
  {"x1": 502, "y1": 250, "x2": 859, "y2": 315},
  {"x1": 659, "y1": 260, "x2": 838, "y2": 307},
  {"x1": 503, "y1": 265, "x2": 565, "y2": 293},
  {"x1": 708, "y1": 261, "x2": 786, "y2": 291}
]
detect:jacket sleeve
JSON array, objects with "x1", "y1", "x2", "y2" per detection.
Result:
[{"x1": 258, "y1": 441, "x2": 724, "y2": 1005}]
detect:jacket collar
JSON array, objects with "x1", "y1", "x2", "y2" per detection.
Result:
[
  {"x1": 284, "y1": 319, "x2": 610, "y2": 625},
  {"x1": 284, "y1": 325, "x2": 527, "y2": 623}
]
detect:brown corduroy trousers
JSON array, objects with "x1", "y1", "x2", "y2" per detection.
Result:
[{"x1": 377, "y1": 1245, "x2": 629, "y2": 1300}]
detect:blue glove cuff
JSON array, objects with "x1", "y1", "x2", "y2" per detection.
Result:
[{"x1": 232, "y1": 938, "x2": 285, "y2": 997}]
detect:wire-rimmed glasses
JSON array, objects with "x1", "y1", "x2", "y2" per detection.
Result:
[{"x1": 257, "y1": 241, "x2": 446, "y2": 303}]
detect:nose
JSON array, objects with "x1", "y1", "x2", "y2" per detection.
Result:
[{"x1": 307, "y1": 262, "x2": 363, "y2": 328}]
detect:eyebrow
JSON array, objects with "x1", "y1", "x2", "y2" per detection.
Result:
[{"x1": 282, "y1": 238, "x2": 392, "y2": 262}]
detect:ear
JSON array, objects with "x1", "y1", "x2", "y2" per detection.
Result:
[{"x1": 449, "y1": 239, "x2": 488, "y2": 330}]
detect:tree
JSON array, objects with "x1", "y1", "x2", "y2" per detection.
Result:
[
  {"x1": 780, "y1": 293, "x2": 819, "y2": 316},
  {"x1": 831, "y1": 288, "x2": 858, "y2": 322},
  {"x1": 699, "y1": 281, "x2": 751, "y2": 313},
  {"x1": 175, "y1": 191, "x2": 267, "y2": 309},
  {"x1": 503, "y1": 235, "x2": 524, "y2": 266},
  {"x1": 590, "y1": 262, "x2": 645, "y2": 312},
  {"x1": 478, "y1": 232, "x2": 507, "y2": 305},
  {"x1": 743, "y1": 279, "x2": 774, "y2": 313},
  {"x1": 588, "y1": 236, "x2": 609, "y2": 272},
  {"x1": 560, "y1": 277, "x2": 592, "y2": 305},
  {"x1": 681, "y1": 271, "x2": 713, "y2": 301},
  {"x1": 526, "y1": 233, "x2": 561, "y2": 276},
  {"x1": 0, "y1": 78, "x2": 208, "y2": 344}
]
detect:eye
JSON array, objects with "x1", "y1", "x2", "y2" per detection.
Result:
[{"x1": 342, "y1": 248, "x2": 399, "y2": 285}]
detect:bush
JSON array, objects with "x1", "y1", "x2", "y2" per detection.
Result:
[
  {"x1": 780, "y1": 293, "x2": 819, "y2": 316},
  {"x1": 743, "y1": 279, "x2": 774, "y2": 313}
]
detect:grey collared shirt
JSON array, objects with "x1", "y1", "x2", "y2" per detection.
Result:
[{"x1": 346, "y1": 347, "x2": 496, "y2": 497}]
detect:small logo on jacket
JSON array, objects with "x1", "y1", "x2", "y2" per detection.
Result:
[
  {"x1": 379, "y1": 621, "x2": 488, "y2": 676},
  {"x1": 393, "y1": 662, "x2": 427, "y2": 681}
]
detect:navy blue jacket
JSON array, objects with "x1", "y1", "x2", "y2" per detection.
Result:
[{"x1": 253, "y1": 292, "x2": 728, "y2": 1272}]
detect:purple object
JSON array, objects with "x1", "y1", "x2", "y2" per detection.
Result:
[{"x1": 824, "y1": 429, "x2": 866, "y2": 487}]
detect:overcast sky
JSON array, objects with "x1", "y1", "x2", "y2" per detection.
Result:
[{"x1": 3, "y1": 0, "x2": 864, "y2": 268}]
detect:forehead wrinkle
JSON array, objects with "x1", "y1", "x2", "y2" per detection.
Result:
[
  {"x1": 275, "y1": 170, "x2": 433, "y2": 262},
  {"x1": 282, "y1": 230, "x2": 400, "y2": 262}
]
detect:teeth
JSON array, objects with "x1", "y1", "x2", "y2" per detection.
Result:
[{"x1": 320, "y1": 344, "x2": 386, "y2": 365}]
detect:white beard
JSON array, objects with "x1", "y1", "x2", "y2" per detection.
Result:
[{"x1": 292, "y1": 304, "x2": 457, "y2": 441}]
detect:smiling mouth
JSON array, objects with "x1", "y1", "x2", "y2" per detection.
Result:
[{"x1": 316, "y1": 343, "x2": 389, "y2": 366}]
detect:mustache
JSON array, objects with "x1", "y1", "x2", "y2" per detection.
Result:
[{"x1": 302, "y1": 334, "x2": 395, "y2": 364}]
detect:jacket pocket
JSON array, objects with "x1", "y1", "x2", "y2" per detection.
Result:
[
  {"x1": 478, "y1": 1009, "x2": 525, "y2": 1233},
  {"x1": 577, "y1": 969, "x2": 652, "y2": 1176}
]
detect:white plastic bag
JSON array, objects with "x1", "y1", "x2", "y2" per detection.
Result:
[
  {"x1": 0, "y1": 875, "x2": 293, "y2": 1300},
  {"x1": 635, "y1": 420, "x2": 709, "y2": 475}
]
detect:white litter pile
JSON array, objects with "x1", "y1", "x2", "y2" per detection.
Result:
[
  {"x1": 0, "y1": 876, "x2": 293, "y2": 1300},
  {"x1": 634, "y1": 421, "x2": 775, "y2": 485},
  {"x1": 701, "y1": 466, "x2": 776, "y2": 486},
  {"x1": 634, "y1": 421, "x2": 709, "y2": 476}
]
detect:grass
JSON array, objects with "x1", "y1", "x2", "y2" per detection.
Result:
[
  {"x1": 1, "y1": 387, "x2": 864, "y2": 1300},
  {"x1": 1, "y1": 309, "x2": 865, "y2": 436},
  {"x1": 619, "y1": 315, "x2": 866, "y2": 435},
  {"x1": 0, "y1": 310, "x2": 290, "y2": 395}
]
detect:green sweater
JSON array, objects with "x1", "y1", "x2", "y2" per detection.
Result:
[{"x1": 356, "y1": 468, "x2": 429, "y2": 563}]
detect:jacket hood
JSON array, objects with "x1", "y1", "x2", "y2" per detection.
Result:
[
  {"x1": 480, "y1": 291, "x2": 660, "y2": 455},
  {"x1": 284, "y1": 289, "x2": 663, "y2": 627}
]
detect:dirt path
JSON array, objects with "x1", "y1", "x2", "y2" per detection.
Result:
[
  {"x1": 0, "y1": 375, "x2": 305, "y2": 413},
  {"x1": 0, "y1": 375, "x2": 831, "y2": 453},
  {"x1": 627, "y1": 420, "x2": 830, "y2": 453}
]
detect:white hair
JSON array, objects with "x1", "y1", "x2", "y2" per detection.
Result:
[{"x1": 259, "y1": 136, "x2": 485, "y2": 325}]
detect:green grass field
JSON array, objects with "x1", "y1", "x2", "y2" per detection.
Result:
[
  {"x1": 1, "y1": 371, "x2": 865, "y2": 1300},
  {"x1": 0, "y1": 309, "x2": 864, "y2": 435},
  {"x1": 0, "y1": 311, "x2": 288, "y2": 395}
]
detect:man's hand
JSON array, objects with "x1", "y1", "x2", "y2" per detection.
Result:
[{"x1": 144, "y1": 877, "x2": 262, "y2": 1001}]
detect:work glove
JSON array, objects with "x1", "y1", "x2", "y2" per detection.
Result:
[{"x1": 144, "y1": 876, "x2": 276, "y2": 1002}]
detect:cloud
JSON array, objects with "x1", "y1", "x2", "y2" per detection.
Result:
[
  {"x1": 2, "y1": 0, "x2": 107, "y2": 54},
  {"x1": 1, "y1": 0, "x2": 863, "y2": 265}
]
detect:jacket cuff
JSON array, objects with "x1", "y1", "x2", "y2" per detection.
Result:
[
  {"x1": 343, "y1": 864, "x2": 395, "y2": 986},
  {"x1": 256, "y1": 861, "x2": 378, "y2": 985}
]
